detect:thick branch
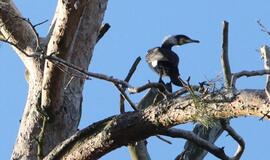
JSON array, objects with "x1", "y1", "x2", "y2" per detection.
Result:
[
  {"x1": 41, "y1": 0, "x2": 89, "y2": 112},
  {"x1": 11, "y1": 0, "x2": 108, "y2": 159},
  {"x1": 44, "y1": 89, "x2": 270, "y2": 159}
]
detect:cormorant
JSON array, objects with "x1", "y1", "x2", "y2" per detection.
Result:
[{"x1": 146, "y1": 35, "x2": 199, "y2": 87}]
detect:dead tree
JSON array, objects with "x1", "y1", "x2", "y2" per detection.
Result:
[{"x1": 1, "y1": 1, "x2": 270, "y2": 160}]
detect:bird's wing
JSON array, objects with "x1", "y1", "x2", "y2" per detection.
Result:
[
  {"x1": 146, "y1": 47, "x2": 179, "y2": 68},
  {"x1": 146, "y1": 47, "x2": 169, "y2": 63},
  {"x1": 158, "y1": 48, "x2": 179, "y2": 67}
]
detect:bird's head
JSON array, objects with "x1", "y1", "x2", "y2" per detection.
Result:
[{"x1": 162, "y1": 35, "x2": 200, "y2": 49}]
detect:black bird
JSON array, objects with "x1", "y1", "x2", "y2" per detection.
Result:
[{"x1": 146, "y1": 35, "x2": 199, "y2": 87}]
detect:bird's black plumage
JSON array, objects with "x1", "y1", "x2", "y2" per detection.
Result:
[{"x1": 146, "y1": 35, "x2": 199, "y2": 87}]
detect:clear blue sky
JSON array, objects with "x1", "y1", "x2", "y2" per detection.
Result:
[{"x1": 1, "y1": 0, "x2": 270, "y2": 159}]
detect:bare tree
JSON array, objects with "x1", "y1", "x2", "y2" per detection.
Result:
[{"x1": 1, "y1": 1, "x2": 270, "y2": 160}]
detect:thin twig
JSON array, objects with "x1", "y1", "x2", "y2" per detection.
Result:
[
  {"x1": 220, "y1": 120, "x2": 245, "y2": 160},
  {"x1": 19, "y1": 17, "x2": 42, "y2": 51},
  {"x1": 128, "y1": 82, "x2": 171, "y2": 96},
  {"x1": 124, "y1": 57, "x2": 141, "y2": 82},
  {"x1": 33, "y1": 19, "x2": 49, "y2": 28},
  {"x1": 257, "y1": 20, "x2": 270, "y2": 36},
  {"x1": 259, "y1": 110, "x2": 270, "y2": 121},
  {"x1": 45, "y1": 54, "x2": 131, "y2": 88},
  {"x1": 0, "y1": 38, "x2": 40, "y2": 57},
  {"x1": 221, "y1": 21, "x2": 232, "y2": 88},
  {"x1": 1, "y1": 38, "x2": 173, "y2": 95},
  {"x1": 51, "y1": 61, "x2": 90, "y2": 80},
  {"x1": 155, "y1": 135, "x2": 172, "y2": 144},
  {"x1": 1, "y1": 24, "x2": 173, "y2": 98},
  {"x1": 3, "y1": 10, "x2": 43, "y2": 51},
  {"x1": 115, "y1": 84, "x2": 137, "y2": 111},
  {"x1": 64, "y1": 76, "x2": 75, "y2": 90},
  {"x1": 120, "y1": 57, "x2": 141, "y2": 113}
]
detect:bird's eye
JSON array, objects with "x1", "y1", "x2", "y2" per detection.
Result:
[{"x1": 179, "y1": 38, "x2": 185, "y2": 44}]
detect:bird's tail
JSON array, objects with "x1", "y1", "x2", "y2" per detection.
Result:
[
  {"x1": 170, "y1": 76, "x2": 184, "y2": 87},
  {"x1": 168, "y1": 67, "x2": 186, "y2": 87},
  {"x1": 170, "y1": 74, "x2": 185, "y2": 87}
]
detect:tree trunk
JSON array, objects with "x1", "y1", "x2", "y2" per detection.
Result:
[{"x1": 0, "y1": 0, "x2": 108, "y2": 159}]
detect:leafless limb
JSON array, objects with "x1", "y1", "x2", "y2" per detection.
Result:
[
  {"x1": 0, "y1": 13, "x2": 173, "y2": 96},
  {"x1": 128, "y1": 82, "x2": 172, "y2": 96},
  {"x1": 0, "y1": 38, "x2": 40, "y2": 57},
  {"x1": 257, "y1": 20, "x2": 270, "y2": 36},
  {"x1": 51, "y1": 61, "x2": 89, "y2": 80},
  {"x1": 114, "y1": 58, "x2": 172, "y2": 145},
  {"x1": 64, "y1": 76, "x2": 75, "y2": 90},
  {"x1": 176, "y1": 123, "x2": 223, "y2": 160},
  {"x1": 169, "y1": 122, "x2": 244, "y2": 160},
  {"x1": 4, "y1": 11, "x2": 43, "y2": 51},
  {"x1": 121, "y1": 58, "x2": 158, "y2": 160},
  {"x1": 124, "y1": 57, "x2": 141, "y2": 83},
  {"x1": 259, "y1": 110, "x2": 270, "y2": 121},
  {"x1": 120, "y1": 57, "x2": 141, "y2": 113},
  {"x1": 1, "y1": 36, "x2": 176, "y2": 98},
  {"x1": 231, "y1": 69, "x2": 270, "y2": 88},
  {"x1": 43, "y1": 89, "x2": 270, "y2": 160},
  {"x1": 173, "y1": 87, "x2": 189, "y2": 96},
  {"x1": 115, "y1": 84, "x2": 137, "y2": 111},
  {"x1": 161, "y1": 128, "x2": 230, "y2": 160},
  {"x1": 156, "y1": 135, "x2": 172, "y2": 144},
  {"x1": 33, "y1": 19, "x2": 48, "y2": 28},
  {"x1": 173, "y1": 85, "x2": 203, "y2": 97},
  {"x1": 46, "y1": 54, "x2": 131, "y2": 86},
  {"x1": 221, "y1": 21, "x2": 232, "y2": 88},
  {"x1": 177, "y1": 20, "x2": 232, "y2": 160},
  {"x1": 220, "y1": 120, "x2": 245, "y2": 160}
]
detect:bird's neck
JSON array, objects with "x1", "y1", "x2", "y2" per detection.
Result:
[{"x1": 161, "y1": 42, "x2": 175, "y2": 50}]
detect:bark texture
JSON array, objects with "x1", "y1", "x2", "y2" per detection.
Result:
[
  {"x1": 44, "y1": 89, "x2": 270, "y2": 160},
  {"x1": 0, "y1": 0, "x2": 108, "y2": 159},
  {"x1": 2, "y1": 1, "x2": 270, "y2": 160}
]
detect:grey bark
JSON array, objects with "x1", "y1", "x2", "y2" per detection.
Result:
[
  {"x1": 0, "y1": 0, "x2": 108, "y2": 159},
  {"x1": 44, "y1": 89, "x2": 270, "y2": 159}
]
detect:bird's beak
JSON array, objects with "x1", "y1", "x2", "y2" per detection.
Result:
[{"x1": 190, "y1": 39, "x2": 200, "y2": 43}]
